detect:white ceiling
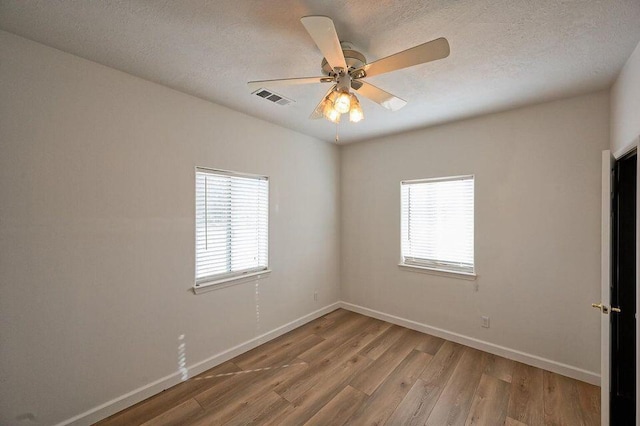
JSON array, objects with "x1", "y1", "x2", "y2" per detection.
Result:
[{"x1": 1, "y1": 1, "x2": 640, "y2": 144}]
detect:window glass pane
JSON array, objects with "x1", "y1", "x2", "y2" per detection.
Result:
[
  {"x1": 401, "y1": 176, "x2": 474, "y2": 273},
  {"x1": 195, "y1": 169, "x2": 268, "y2": 284}
]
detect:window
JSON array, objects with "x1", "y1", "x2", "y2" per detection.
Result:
[
  {"x1": 195, "y1": 168, "x2": 269, "y2": 288},
  {"x1": 400, "y1": 175, "x2": 474, "y2": 275}
]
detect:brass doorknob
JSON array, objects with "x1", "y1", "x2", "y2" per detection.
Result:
[
  {"x1": 611, "y1": 306, "x2": 621, "y2": 313},
  {"x1": 592, "y1": 303, "x2": 609, "y2": 314}
]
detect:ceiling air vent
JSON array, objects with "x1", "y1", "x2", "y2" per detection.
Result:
[{"x1": 252, "y1": 88, "x2": 294, "y2": 106}]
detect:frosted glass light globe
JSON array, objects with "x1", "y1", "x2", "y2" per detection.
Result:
[{"x1": 333, "y1": 92, "x2": 351, "y2": 114}]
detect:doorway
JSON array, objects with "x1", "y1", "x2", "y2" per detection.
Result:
[{"x1": 610, "y1": 149, "x2": 637, "y2": 425}]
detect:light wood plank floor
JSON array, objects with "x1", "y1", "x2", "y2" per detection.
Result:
[{"x1": 95, "y1": 309, "x2": 600, "y2": 426}]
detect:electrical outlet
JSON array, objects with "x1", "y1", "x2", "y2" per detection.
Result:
[
  {"x1": 313, "y1": 291, "x2": 318, "y2": 302},
  {"x1": 481, "y1": 316, "x2": 490, "y2": 328}
]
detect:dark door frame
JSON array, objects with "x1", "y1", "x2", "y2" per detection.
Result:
[
  {"x1": 608, "y1": 141, "x2": 640, "y2": 426},
  {"x1": 610, "y1": 148, "x2": 637, "y2": 425}
]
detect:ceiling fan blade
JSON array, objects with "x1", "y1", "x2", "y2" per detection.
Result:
[
  {"x1": 300, "y1": 16, "x2": 347, "y2": 71},
  {"x1": 354, "y1": 37, "x2": 450, "y2": 79},
  {"x1": 248, "y1": 76, "x2": 332, "y2": 91},
  {"x1": 310, "y1": 85, "x2": 337, "y2": 119},
  {"x1": 353, "y1": 81, "x2": 407, "y2": 111}
]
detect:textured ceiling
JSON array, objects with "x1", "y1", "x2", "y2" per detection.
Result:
[{"x1": 1, "y1": 0, "x2": 640, "y2": 144}]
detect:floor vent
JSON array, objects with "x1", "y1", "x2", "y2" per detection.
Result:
[{"x1": 252, "y1": 88, "x2": 294, "y2": 106}]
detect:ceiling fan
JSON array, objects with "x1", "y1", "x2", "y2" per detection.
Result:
[{"x1": 248, "y1": 16, "x2": 450, "y2": 124}]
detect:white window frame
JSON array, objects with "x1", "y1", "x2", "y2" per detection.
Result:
[
  {"x1": 194, "y1": 167, "x2": 270, "y2": 293},
  {"x1": 399, "y1": 175, "x2": 476, "y2": 279}
]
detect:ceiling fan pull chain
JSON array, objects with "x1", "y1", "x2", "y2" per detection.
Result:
[{"x1": 335, "y1": 122, "x2": 339, "y2": 143}]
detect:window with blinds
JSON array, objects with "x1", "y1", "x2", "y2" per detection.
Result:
[
  {"x1": 401, "y1": 175, "x2": 474, "y2": 274},
  {"x1": 195, "y1": 168, "x2": 269, "y2": 287}
]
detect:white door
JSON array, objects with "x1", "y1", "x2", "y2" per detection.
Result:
[{"x1": 600, "y1": 150, "x2": 613, "y2": 425}]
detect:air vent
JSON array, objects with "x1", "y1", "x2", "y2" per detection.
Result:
[{"x1": 252, "y1": 88, "x2": 294, "y2": 106}]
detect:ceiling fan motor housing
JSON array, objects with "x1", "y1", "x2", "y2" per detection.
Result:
[
  {"x1": 321, "y1": 48, "x2": 367, "y2": 77},
  {"x1": 336, "y1": 71, "x2": 352, "y2": 93}
]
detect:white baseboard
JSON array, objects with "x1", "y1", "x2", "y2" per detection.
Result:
[
  {"x1": 339, "y1": 301, "x2": 600, "y2": 386},
  {"x1": 57, "y1": 302, "x2": 340, "y2": 426}
]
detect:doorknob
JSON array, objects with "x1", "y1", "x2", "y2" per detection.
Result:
[
  {"x1": 611, "y1": 306, "x2": 622, "y2": 313},
  {"x1": 592, "y1": 303, "x2": 609, "y2": 314}
]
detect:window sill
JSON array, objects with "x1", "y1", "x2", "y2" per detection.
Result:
[
  {"x1": 193, "y1": 269, "x2": 272, "y2": 294},
  {"x1": 398, "y1": 263, "x2": 477, "y2": 281}
]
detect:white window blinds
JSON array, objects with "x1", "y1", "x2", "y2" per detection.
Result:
[
  {"x1": 195, "y1": 168, "x2": 269, "y2": 286},
  {"x1": 401, "y1": 175, "x2": 474, "y2": 274}
]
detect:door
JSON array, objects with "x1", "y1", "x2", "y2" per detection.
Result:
[
  {"x1": 600, "y1": 150, "x2": 613, "y2": 425},
  {"x1": 610, "y1": 149, "x2": 637, "y2": 425}
]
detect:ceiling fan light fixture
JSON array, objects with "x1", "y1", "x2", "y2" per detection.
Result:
[
  {"x1": 321, "y1": 97, "x2": 341, "y2": 123},
  {"x1": 333, "y1": 91, "x2": 351, "y2": 114},
  {"x1": 325, "y1": 107, "x2": 341, "y2": 123},
  {"x1": 349, "y1": 95, "x2": 364, "y2": 123}
]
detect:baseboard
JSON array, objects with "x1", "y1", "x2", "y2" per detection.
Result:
[
  {"x1": 339, "y1": 301, "x2": 601, "y2": 386},
  {"x1": 56, "y1": 302, "x2": 340, "y2": 426}
]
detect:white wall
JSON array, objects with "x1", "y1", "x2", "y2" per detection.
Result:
[
  {"x1": 0, "y1": 31, "x2": 340, "y2": 426},
  {"x1": 341, "y1": 91, "x2": 609, "y2": 377},
  {"x1": 611, "y1": 40, "x2": 640, "y2": 155},
  {"x1": 0, "y1": 26, "x2": 615, "y2": 425}
]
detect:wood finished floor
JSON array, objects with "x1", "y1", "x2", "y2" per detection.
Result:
[{"x1": 95, "y1": 309, "x2": 600, "y2": 426}]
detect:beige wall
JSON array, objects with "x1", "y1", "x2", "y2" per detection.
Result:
[
  {"x1": 341, "y1": 91, "x2": 609, "y2": 376},
  {"x1": 0, "y1": 31, "x2": 340, "y2": 425},
  {"x1": 611, "y1": 40, "x2": 640, "y2": 155},
  {"x1": 0, "y1": 27, "x2": 615, "y2": 425}
]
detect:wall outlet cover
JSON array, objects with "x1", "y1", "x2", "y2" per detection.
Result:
[{"x1": 481, "y1": 316, "x2": 490, "y2": 328}]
